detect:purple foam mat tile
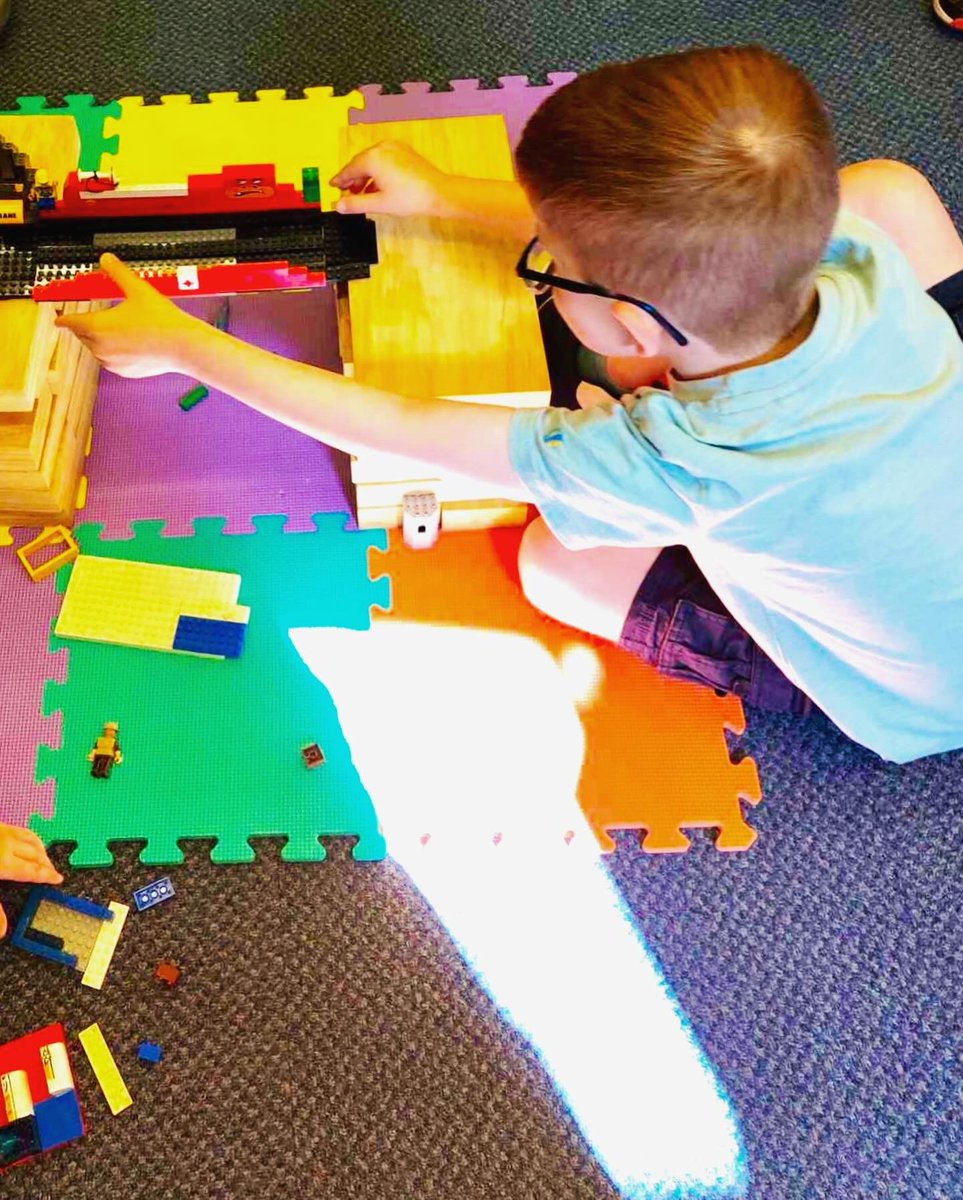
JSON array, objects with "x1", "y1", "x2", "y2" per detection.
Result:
[
  {"x1": 352, "y1": 73, "x2": 578, "y2": 150},
  {"x1": 0, "y1": 533, "x2": 66, "y2": 826},
  {"x1": 80, "y1": 288, "x2": 357, "y2": 539}
]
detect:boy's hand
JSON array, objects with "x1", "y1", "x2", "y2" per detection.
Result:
[
  {"x1": 0, "y1": 823, "x2": 63, "y2": 940},
  {"x1": 331, "y1": 140, "x2": 448, "y2": 218},
  {"x1": 55, "y1": 254, "x2": 200, "y2": 378}
]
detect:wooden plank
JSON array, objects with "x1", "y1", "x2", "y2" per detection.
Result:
[
  {"x1": 356, "y1": 498, "x2": 530, "y2": 532},
  {"x1": 341, "y1": 116, "x2": 549, "y2": 399},
  {"x1": 0, "y1": 113, "x2": 80, "y2": 199},
  {"x1": 0, "y1": 304, "x2": 103, "y2": 524},
  {"x1": 0, "y1": 301, "x2": 57, "y2": 413}
]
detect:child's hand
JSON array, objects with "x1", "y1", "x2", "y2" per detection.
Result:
[
  {"x1": 0, "y1": 823, "x2": 63, "y2": 939},
  {"x1": 331, "y1": 140, "x2": 448, "y2": 218},
  {"x1": 55, "y1": 254, "x2": 201, "y2": 378}
]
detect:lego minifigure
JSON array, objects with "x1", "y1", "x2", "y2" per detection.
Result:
[{"x1": 87, "y1": 723, "x2": 123, "y2": 779}]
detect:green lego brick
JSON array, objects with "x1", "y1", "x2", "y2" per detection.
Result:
[
  {"x1": 178, "y1": 385, "x2": 208, "y2": 412},
  {"x1": 301, "y1": 165, "x2": 321, "y2": 204},
  {"x1": 32, "y1": 514, "x2": 390, "y2": 867}
]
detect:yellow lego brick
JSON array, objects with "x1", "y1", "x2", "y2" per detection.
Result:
[
  {"x1": 30, "y1": 899, "x2": 104, "y2": 973},
  {"x1": 102, "y1": 87, "x2": 363, "y2": 209},
  {"x1": 81, "y1": 901, "x2": 129, "y2": 990},
  {"x1": 78, "y1": 1023, "x2": 132, "y2": 1116},
  {"x1": 55, "y1": 555, "x2": 249, "y2": 656},
  {"x1": 0, "y1": 526, "x2": 12, "y2": 546}
]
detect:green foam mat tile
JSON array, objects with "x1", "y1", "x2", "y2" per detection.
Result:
[{"x1": 32, "y1": 515, "x2": 391, "y2": 867}]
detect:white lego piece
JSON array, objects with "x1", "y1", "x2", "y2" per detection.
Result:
[
  {"x1": 176, "y1": 264, "x2": 200, "y2": 291},
  {"x1": 402, "y1": 491, "x2": 440, "y2": 550}
]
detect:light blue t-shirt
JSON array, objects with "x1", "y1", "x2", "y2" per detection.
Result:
[{"x1": 509, "y1": 210, "x2": 963, "y2": 763}]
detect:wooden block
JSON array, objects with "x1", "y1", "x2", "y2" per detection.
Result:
[
  {"x1": 0, "y1": 301, "x2": 57, "y2": 412},
  {"x1": 0, "y1": 113, "x2": 81, "y2": 199},
  {"x1": 341, "y1": 117, "x2": 549, "y2": 399},
  {"x1": 0, "y1": 303, "x2": 105, "y2": 525}
]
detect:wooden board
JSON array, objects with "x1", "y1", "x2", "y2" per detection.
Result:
[
  {"x1": 0, "y1": 113, "x2": 81, "y2": 199},
  {"x1": 0, "y1": 303, "x2": 105, "y2": 525},
  {"x1": 341, "y1": 116, "x2": 549, "y2": 399},
  {"x1": 356, "y1": 499, "x2": 530, "y2": 532},
  {"x1": 0, "y1": 301, "x2": 57, "y2": 412}
]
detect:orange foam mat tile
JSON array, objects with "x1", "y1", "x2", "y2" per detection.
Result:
[{"x1": 369, "y1": 524, "x2": 762, "y2": 853}]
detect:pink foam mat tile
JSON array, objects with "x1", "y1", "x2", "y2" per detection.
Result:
[
  {"x1": 0, "y1": 532, "x2": 66, "y2": 826},
  {"x1": 351, "y1": 73, "x2": 578, "y2": 148},
  {"x1": 80, "y1": 289, "x2": 355, "y2": 539}
]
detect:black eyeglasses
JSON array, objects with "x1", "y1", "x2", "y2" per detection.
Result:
[{"x1": 515, "y1": 235, "x2": 689, "y2": 348}]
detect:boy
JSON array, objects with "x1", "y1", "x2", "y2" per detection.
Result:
[
  {"x1": 56, "y1": 46, "x2": 963, "y2": 763},
  {"x1": 0, "y1": 824, "x2": 62, "y2": 938}
]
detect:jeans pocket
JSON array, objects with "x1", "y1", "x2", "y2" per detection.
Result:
[{"x1": 657, "y1": 598, "x2": 754, "y2": 696}]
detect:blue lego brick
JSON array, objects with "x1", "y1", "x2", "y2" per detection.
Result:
[
  {"x1": 172, "y1": 614, "x2": 247, "y2": 658},
  {"x1": 33, "y1": 1090, "x2": 84, "y2": 1151},
  {"x1": 133, "y1": 876, "x2": 175, "y2": 913},
  {"x1": 137, "y1": 1040, "x2": 164, "y2": 1065}
]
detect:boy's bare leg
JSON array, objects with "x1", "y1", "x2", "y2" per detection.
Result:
[
  {"x1": 840, "y1": 159, "x2": 963, "y2": 290},
  {"x1": 518, "y1": 515, "x2": 662, "y2": 642}
]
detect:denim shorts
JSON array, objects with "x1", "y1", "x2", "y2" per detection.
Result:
[{"x1": 540, "y1": 268, "x2": 963, "y2": 714}]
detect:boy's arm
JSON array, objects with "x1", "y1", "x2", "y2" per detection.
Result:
[
  {"x1": 332, "y1": 140, "x2": 536, "y2": 242},
  {"x1": 57, "y1": 256, "x2": 532, "y2": 498}
]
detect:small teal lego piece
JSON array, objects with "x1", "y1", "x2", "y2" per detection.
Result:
[
  {"x1": 137, "y1": 1040, "x2": 164, "y2": 1065},
  {"x1": 34, "y1": 1091, "x2": 84, "y2": 1151},
  {"x1": 172, "y1": 615, "x2": 246, "y2": 658},
  {"x1": 178, "y1": 385, "x2": 208, "y2": 412}
]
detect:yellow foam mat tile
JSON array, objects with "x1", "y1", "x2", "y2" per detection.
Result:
[
  {"x1": 81, "y1": 901, "x2": 129, "y2": 990},
  {"x1": 78, "y1": 1023, "x2": 132, "y2": 1116},
  {"x1": 103, "y1": 88, "x2": 363, "y2": 208},
  {"x1": 55, "y1": 555, "x2": 248, "y2": 655}
]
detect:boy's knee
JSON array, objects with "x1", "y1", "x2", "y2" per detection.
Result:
[{"x1": 841, "y1": 159, "x2": 963, "y2": 289}]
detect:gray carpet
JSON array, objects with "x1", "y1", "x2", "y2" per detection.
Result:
[{"x1": 2, "y1": 3, "x2": 962, "y2": 1198}]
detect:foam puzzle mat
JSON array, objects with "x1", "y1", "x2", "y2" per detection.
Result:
[
  {"x1": 370, "y1": 525, "x2": 762, "y2": 853},
  {"x1": 30, "y1": 515, "x2": 390, "y2": 867}
]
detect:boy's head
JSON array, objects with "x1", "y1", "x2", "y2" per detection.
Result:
[{"x1": 515, "y1": 46, "x2": 839, "y2": 360}]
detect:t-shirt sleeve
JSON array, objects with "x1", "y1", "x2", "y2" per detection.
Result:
[{"x1": 508, "y1": 401, "x2": 693, "y2": 549}]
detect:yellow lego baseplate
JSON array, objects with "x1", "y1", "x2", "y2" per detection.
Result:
[
  {"x1": 55, "y1": 555, "x2": 249, "y2": 656},
  {"x1": 101, "y1": 88, "x2": 363, "y2": 210},
  {"x1": 78, "y1": 1023, "x2": 132, "y2": 1116}
]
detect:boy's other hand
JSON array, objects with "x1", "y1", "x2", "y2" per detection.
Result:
[
  {"x1": 0, "y1": 823, "x2": 63, "y2": 939},
  {"x1": 55, "y1": 254, "x2": 199, "y2": 378},
  {"x1": 331, "y1": 140, "x2": 447, "y2": 218}
]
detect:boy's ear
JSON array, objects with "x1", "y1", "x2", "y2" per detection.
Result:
[{"x1": 610, "y1": 299, "x2": 672, "y2": 359}]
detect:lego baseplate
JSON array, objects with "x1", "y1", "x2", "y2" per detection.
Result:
[
  {"x1": 364, "y1": 526, "x2": 761, "y2": 853},
  {"x1": 31, "y1": 514, "x2": 390, "y2": 866}
]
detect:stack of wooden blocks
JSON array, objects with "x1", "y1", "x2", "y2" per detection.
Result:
[{"x1": 0, "y1": 299, "x2": 106, "y2": 528}]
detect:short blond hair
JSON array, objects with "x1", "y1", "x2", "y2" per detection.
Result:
[{"x1": 515, "y1": 46, "x2": 840, "y2": 352}]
